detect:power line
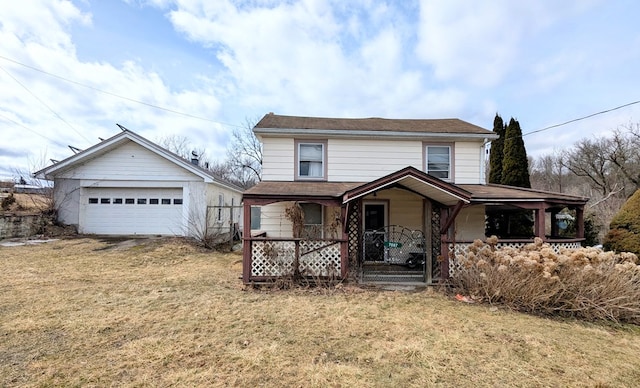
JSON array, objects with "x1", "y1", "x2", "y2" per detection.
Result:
[
  {"x1": 0, "y1": 65, "x2": 91, "y2": 143},
  {"x1": 522, "y1": 100, "x2": 640, "y2": 137},
  {"x1": 0, "y1": 55, "x2": 244, "y2": 129},
  {"x1": 0, "y1": 112, "x2": 66, "y2": 147}
]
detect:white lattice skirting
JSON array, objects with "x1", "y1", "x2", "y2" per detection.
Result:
[
  {"x1": 448, "y1": 241, "x2": 583, "y2": 276},
  {"x1": 251, "y1": 240, "x2": 342, "y2": 277}
]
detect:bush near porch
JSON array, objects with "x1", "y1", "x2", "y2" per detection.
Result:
[{"x1": 450, "y1": 237, "x2": 640, "y2": 325}]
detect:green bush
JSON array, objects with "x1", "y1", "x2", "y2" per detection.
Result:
[{"x1": 604, "y1": 189, "x2": 640, "y2": 255}]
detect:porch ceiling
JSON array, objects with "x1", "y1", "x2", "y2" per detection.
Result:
[{"x1": 342, "y1": 166, "x2": 471, "y2": 206}]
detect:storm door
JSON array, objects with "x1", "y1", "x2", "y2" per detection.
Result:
[{"x1": 363, "y1": 202, "x2": 387, "y2": 262}]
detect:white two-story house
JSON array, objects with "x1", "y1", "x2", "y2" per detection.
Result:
[{"x1": 241, "y1": 113, "x2": 588, "y2": 285}]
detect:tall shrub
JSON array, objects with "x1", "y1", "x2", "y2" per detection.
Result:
[
  {"x1": 488, "y1": 114, "x2": 505, "y2": 184},
  {"x1": 501, "y1": 118, "x2": 531, "y2": 188}
]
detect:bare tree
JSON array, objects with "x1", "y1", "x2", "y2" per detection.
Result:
[
  {"x1": 226, "y1": 117, "x2": 262, "y2": 189},
  {"x1": 530, "y1": 151, "x2": 567, "y2": 193},
  {"x1": 563, "y1": 137, "x2": 618, "y2": 197},
  {"x1": 608, "y1": 124, "x2": 640, "y2": 193},
  {"x1": 156, "y1": 134, "x2": 210, "y2": 167}
]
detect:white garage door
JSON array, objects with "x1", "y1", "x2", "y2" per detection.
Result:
[{"x1": 83, "y1": 188, "x2": 184, "y2": 235}]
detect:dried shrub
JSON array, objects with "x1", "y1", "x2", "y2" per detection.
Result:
[
  {"x1": 1, "y1": 192, "x2": 16, "y2": 210},
  {"x1": 284, "y1": 202, "x2": 304, "y2": 238},
  {"x1": 449, "y1": 237, "x2": 640, "y2": 325}
]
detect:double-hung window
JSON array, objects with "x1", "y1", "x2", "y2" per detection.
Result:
[
  {"x1": 425, "y1": 145, "x2": 452, "y2": 180},
  {"x1": 297, "y1": 141, "x2": 326, "y2": 180}
]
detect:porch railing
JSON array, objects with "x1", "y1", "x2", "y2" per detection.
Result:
[
  {"x1": 247, "y1": 237, "x2": 347, "y2": 280},
  {"x1": 447, "y1": 239, "x2": 584, "y2": 276}
]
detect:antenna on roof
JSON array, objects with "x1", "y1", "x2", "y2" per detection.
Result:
[
  {"x1": 116, "y1": 123, "x2": 129, "y2": 132},
  {"x1": 68, "y1": 145, "x2": 82, "y2": 154}
]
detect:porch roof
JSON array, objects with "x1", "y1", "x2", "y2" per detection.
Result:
[
  {"x1": 243, "y1": 181, "x2": 361, "y2": 202},
  {"x1": 243, "y1": 168, "x2": 472, "y2": 207},
  {"x1": 242, "y1": 173, "x2": 588, "y2": 208},
  {"x1": 458, "y1": 184, "x2": 589, "y2": 206}
]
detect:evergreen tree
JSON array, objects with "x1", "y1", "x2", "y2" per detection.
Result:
[
  {"x1": 603, "y1": 189, "x2": 640, "y2": 254},
  {"x1": 488, "y1": 114, "x2": 505, "y2": 184},
  {"x1": 501, "y1": 118, "x2": 531, "y2": 188}
]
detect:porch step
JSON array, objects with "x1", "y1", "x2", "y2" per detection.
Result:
[{"x1": 361, "y1": 270, "x2": 425, "y2": 283}]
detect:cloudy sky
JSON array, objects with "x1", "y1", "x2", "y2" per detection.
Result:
[{"x1": 1, "y1": 0, "x2": 639, "y2": 181}]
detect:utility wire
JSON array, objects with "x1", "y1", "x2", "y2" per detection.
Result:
[
  {"x1": 0, "y1": 55, "x2": 244, "y2": 129},
  {"x1": 522, "y1": 100, "x2": 640, "y2": 137},
  {"x1": 0, "y1": 65, "x2": 91, "y2": 143},
  {"x1": 0, "y1": 111, "x2": 66, "y2": 147}
]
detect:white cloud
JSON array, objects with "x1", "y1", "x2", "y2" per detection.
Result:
[
  {"x1": 2, "y1": 0, "x2": 638, "y2": 182},
  {"x1": 0, "y1": 0, "x2": 230, "y2": 179},
  {"x1": 415, "y1": 0, "x2": 600, "y2": 88}
]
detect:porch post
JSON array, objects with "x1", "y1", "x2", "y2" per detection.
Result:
[
  {"x1": 440, "y1": 207, "x2": 450, "y2": 280},
  {"x1": 550, "y1": 208, "x2": 559, "y2": 238},
  {"x1": 340, "y1": 239, "x2": 348, "y2": 278},
  {"x1": 576, "y1": 205, "x2": 585, "y2": 240},
  {"x1": 242, "y1": 200, "x2": 252, "y2": 284},
  {"x1": 534, "y1": 203, "x2": 546, "y2": 240}
]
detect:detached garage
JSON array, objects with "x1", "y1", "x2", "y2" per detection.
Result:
[{"x1": 34, "y1": 129, "x2": 243, "y2": 237}]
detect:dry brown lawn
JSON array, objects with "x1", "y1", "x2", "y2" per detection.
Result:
[{"x1": 1, "y1": 237, "x2": 640, "y2": 387}]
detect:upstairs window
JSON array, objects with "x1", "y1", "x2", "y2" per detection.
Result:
[
  {"x1": 297, "y1": 141, "x2": 326, "y2": 180},
  {"x1": 425, "y1": 145, "x2": 451, "y2": 181}
]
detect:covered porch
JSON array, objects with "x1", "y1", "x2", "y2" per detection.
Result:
[{"x1": 241, "y1": 167, "x2": 589, "y2": 285}]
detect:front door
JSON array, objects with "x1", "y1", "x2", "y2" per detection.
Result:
[{"x1": 363, "y1": 202, "x2": 387, "y2": 262}]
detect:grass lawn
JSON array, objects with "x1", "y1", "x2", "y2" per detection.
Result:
[{"x1": 1, "y1": 237, "x2": 639, "y2": 387}]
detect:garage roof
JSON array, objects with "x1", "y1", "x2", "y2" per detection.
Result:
[{"x1": 33, "y1": 128, "x2": 243, "y2": 193}]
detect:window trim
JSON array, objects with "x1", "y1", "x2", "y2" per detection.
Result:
[
  {"x1": 294, "y1": 139, "x2": 327, "y2": 181},
  {"x1": 423, "y1": 142, "x2": 454, "y2": 182}
]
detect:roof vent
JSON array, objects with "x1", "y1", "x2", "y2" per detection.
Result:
[{"x1": 191, "y1": 150, "x2": 199, "y2": 166}]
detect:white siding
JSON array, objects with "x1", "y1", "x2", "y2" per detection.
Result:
[
  {"x1": 260, "y1": 202, "x2": 294, "y2": 237},
  {"x1": 329, "y1": 139, "x2": 423, "y2": 181},
  {"x1": 261, "y1": 138, "x2": 294, "y2": 181},
  {"x1": 260, "y1": 136, "x2": 486, "y2": 184},
  {"x1": 204, "y1": 183, "x2": 243, "y2": 233},
  {"x1": 57, "y1": 141, "x2": 200, "y2": 181},
  {"x1": 455, "y1": 205, "x2": 486, "y2": 241},
  {"x1": 453, "y1": 142, "x2": 483, "y2": 184},
  {"x1": 363, "y1": 188, "x2": 424, "y2": 231},
  {"x1": 54, "y1": 178, "x2": 81, "y2": 227}
]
